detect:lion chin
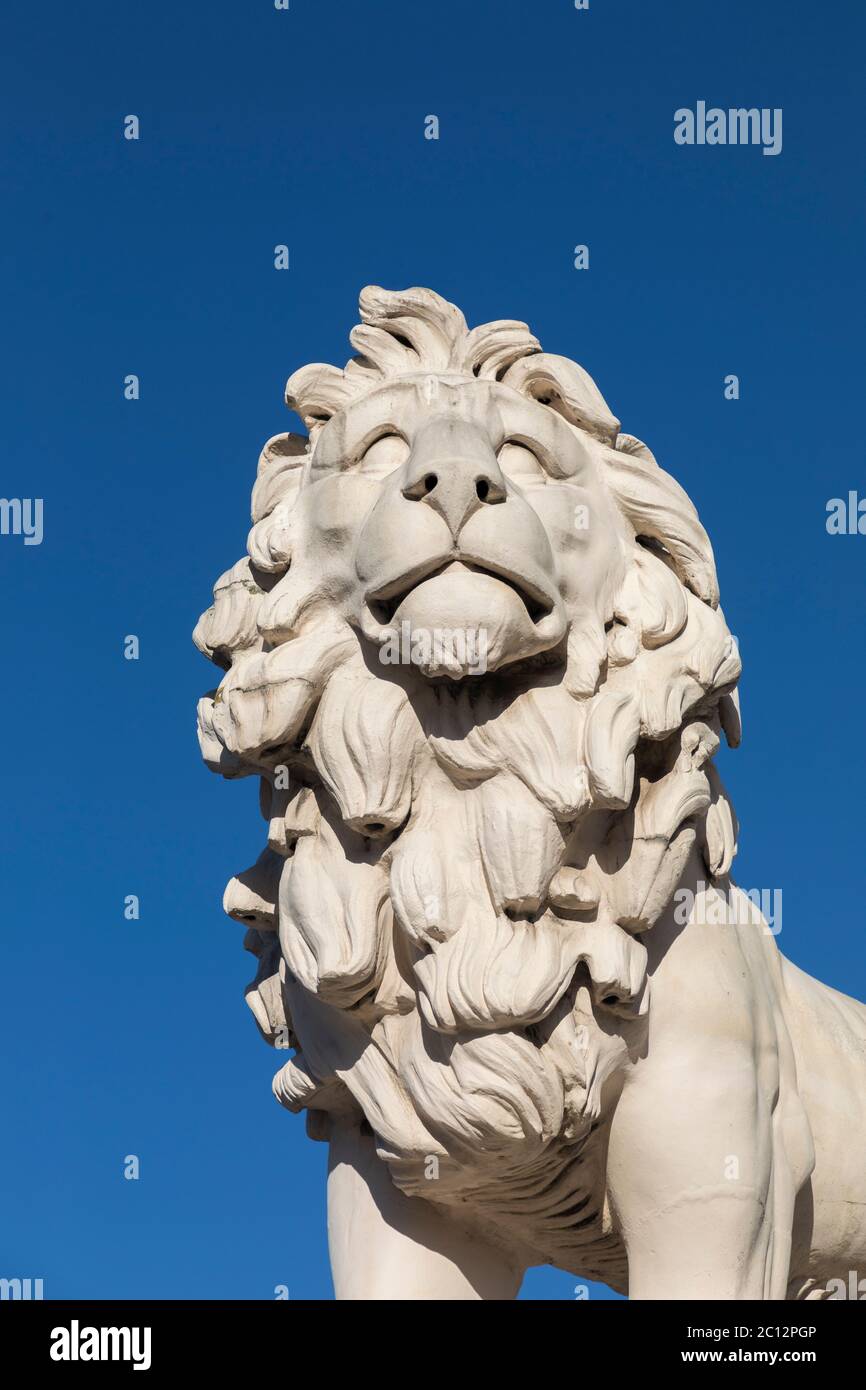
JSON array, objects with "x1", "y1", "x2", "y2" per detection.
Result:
[
  {"x1": 196, "y1": 285, "x2": 866, "y2": 1300},
  {"x1": 365, "y1": 562, "x2": 562, "y2": 678}
]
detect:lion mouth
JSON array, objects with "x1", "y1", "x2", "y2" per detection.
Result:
[{"x1": 368, "y1": 559, "x2": 554, "y2": 626}]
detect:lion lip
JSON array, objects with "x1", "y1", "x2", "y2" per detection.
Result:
[
  {"x1": 366, "y1": 557, "x2": 555, "y2": 626},
  {"x1": 366, "y1": 554, "x2": 453, "y2": 611}
]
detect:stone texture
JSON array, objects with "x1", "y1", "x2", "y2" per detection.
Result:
[{"x1": 195, "y1": 286, "x2": 866, "y2": 1300}]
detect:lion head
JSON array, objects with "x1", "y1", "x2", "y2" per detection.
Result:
[{"x1": 195, "y1": 286, "x2": 741, "y2": 1269}]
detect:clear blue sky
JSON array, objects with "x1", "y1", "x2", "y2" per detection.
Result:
[{"x1": 1, "y1": 0, "x2": 864, "y2": 1301}]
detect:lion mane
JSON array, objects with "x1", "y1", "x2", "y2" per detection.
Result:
[{"x1": 194, "y1": 286, "x2": 741, "y2": 1272}]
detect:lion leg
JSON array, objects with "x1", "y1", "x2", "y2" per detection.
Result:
[
  {"x1": 326, "y1": 1122, "x2": 524, "y2": 1300},
  {"x1": 606, "y1": 1071, "x2": 781, "y2": 1299},
  {"x1": 604, "y1": 861, "x2": 799, "y2": 1300}
]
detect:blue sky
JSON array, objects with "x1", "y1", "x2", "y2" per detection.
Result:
[{"x1": 1, "y1": 0, "x2": 864, "y2": 1300}]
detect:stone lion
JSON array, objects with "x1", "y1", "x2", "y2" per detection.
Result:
[{"x1": 194, "y1": 286, "x2": 866, "y2": 1300}]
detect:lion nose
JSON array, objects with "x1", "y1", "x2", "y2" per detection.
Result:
[{"x1": 401, "y1": 419, "x2": 506, "y2": 538}]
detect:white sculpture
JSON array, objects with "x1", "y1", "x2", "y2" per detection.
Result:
[{"x1": 195, "y1": 286, "x2": 866, "y2": 1300}]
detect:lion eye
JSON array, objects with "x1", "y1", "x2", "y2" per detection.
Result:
[
  {"x1": 497, "y1": 441, "x2": 546, "y2": 484},
  {"x1": 359, "y1": 434, "x2": 410, "y2": 479}
]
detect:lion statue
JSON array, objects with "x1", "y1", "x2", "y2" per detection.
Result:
[{"x1": 194, "y1": 286, "x2": 866, "y2": 1300}]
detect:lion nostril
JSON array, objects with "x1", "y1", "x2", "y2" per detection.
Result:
[
  {"x1": 401, "y1": 472, "x2": 440, "y2": 503},
  {"x1": 476, "y1": 478, "x2": 490, "y2": 501}
]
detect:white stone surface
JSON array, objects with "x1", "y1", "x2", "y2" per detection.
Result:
[{"x1": 195, "y1": 286, "x2": 866, "y2": 1300}]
